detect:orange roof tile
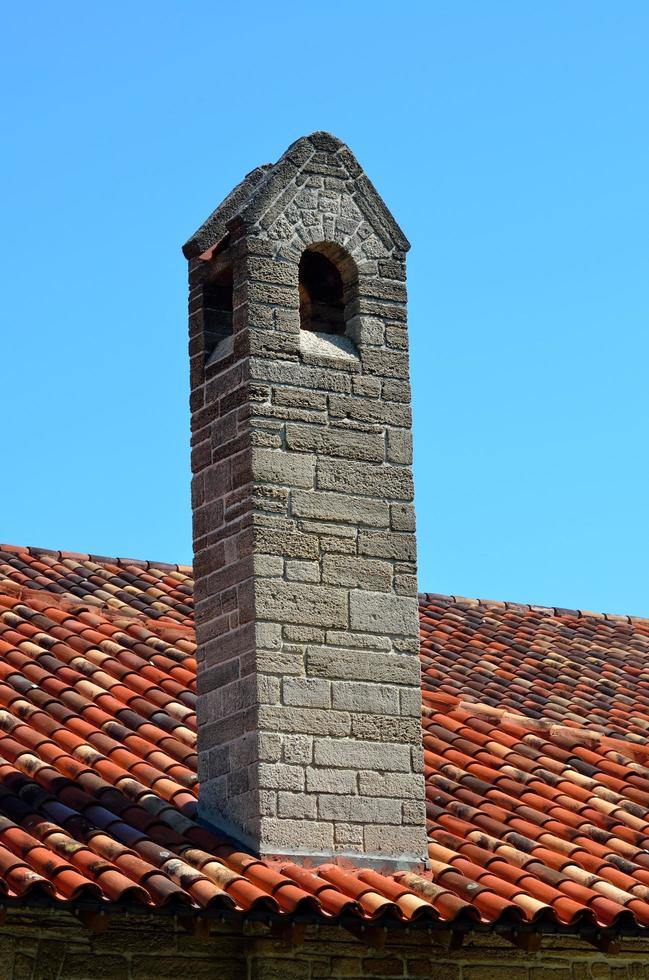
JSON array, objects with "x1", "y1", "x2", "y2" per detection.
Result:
[{"x1": 2, "y1": 546, "x2": 649, "y2": 938}]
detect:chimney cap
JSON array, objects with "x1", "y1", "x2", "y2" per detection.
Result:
[{"x1": 181, "y1": 131, "x2": 410, "y2": 260}]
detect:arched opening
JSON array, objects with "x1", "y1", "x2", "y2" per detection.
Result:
[
  {"x1": 299, "y1": 249, "x2": 346, "y2": 335},
  {"x1": 203, "y1": 266, "x2": 233, "y2": 360}
]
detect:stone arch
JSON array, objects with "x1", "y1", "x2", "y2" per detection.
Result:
[{"x1": 298, "y1": 242, "x2": 358, "y2": 337}]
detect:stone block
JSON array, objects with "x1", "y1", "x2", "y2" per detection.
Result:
[
  {"x1": 255, "y1": 621, "x2": 282, "y2": 650},
  {"x1": 282, "y1": 624, "x2": 324, "y2": 643},
  {"x1": 462, "y1": 971, "x2": 527, "y2": 980},
  {"x1": 258, "y1": 763, "x2": 305, "y2": 791},
  {"x1": 321, "y1": 555, "x2": 392, "y2": 591},
  {"x1": 400, "y1": 686, "x2": 423, "y2": 717},
  {"x1": 244, "y1": 280, "x2": 296, "y2": 307},
  {"x1": 257, "y1": 732, "x2": 282, "y2": 762},
  {"x1": 318, "y1": 795, "x2": 401, "y2": 824},
  {"x1": 257, "y1": 789, "x2": 277, "y2": 816},
  {"x1": 314, "y1": 739, "x2": 412, "y2": 772},
  {"x1": 256, "y1": 580, "x2": 348, "y2": 627},
  {"x1": 382, "y1": 379, "x2": 411, "y2": 402},
  {"x1": 132, "y1": 958, "x2": 240, "y2": 979},
  {"x1": 334, "y1": 823, "x2": 364, "y2": 851},
  {"x1": 394, "y1": 635, "x2": 420, "y2": 654},
  {"x1": 249, "y1": 960, "x2": 313, "y2": 980},
  {"x1": 282, "y1": 734, "x2": 313, "y2": 765},
  {"x1": 361, "y1": 348, "x2": 410, "y2": 380},
  {"x1": 246, "y1": 255, "x2": 297, "y2": 285},
  {"x1": 273, "y1": 387, "x2": 327, "y2": 410},
  {"x1": 306, "y1": 767, "x2": 358, "y2": 794},
  {"x1": 394, "y1": 573, "x2": 418, "y2": 595},
  {"x1": 352, "y1": 374, "x2": 382, "y2": 397},
  {"x1": 285, "y1": 559, "x2": 320, "y2": 582},
  {"x1": 317, "y1": 458, "x2": 413, "y2": 500},
  {"x1": 283, "y1": 676, "x2": 331, "y2": 708},
  {"x1": 346, "y1": 315, "x2": 385, "y2": 346},
  {"x1": 405, "y1": 962, "x2": 460, "y2": 978},
  {"x1": 328, "y1": 393, "x2": 411, "y2": 427},
  {"x1": 250, "y1": 428, "x2": 282, "y2": 449},
  {"x1": 253, "y1": 526, "x2": 320, "y2": 560},
  {"x1": 292, "y1": 489, "x2": 388, "y2": 527},
  {"x1": 325, "y1": 630, "x2": 391, "y2": 651},
  {"x1": 349, "y1": 591, "x2": 418, "y2": 634},
  {"x1": 60, "y1": 956, "x2": 126, "y2": 979},
  {"x1": 251, "y1": 357, "x2": 353, "y2": 393},
  {"x1": 359, "y1": 957, "x2": 405, "y2": 978},
  {"x1": 297, "y1": 519, "x2": 357, "y2": 539},
  {"x1": 402, "y1": 799, "x2": 427, "y2": 825},
  {"x1": 358, "y1": 530, "x2": 416, "y2": 561},
  {"x1": 358, "y1": 771, "x2": 423, "y2": 798},
  {"x1": 257, "y1": 650, "x2": 305, "y2": 676},
  {"x1": 258, "y1": 674, "x2": 281, "y2": 704},
  {"x1": 252, "y1": 448, "x2": 315, "y2": 488},
  {"x1": 278, "y1": 791, "x2": 317, "y2": 820},
  {"x1": 331, "y1": 681, "x2": 399, "y2": 715},
  {"x1": 390, "y1": 502, "x2": 416, "y2": 531},
  {"x1": 386, "y1": 428, "x2": 412, "y2": 464},
  {"x1": 259, "y1": 817, "x2": 334, "y2": 852},
  {"x1": 352, "y1": 713, "x2": 421, "y2": 743},
  {"x1": 258, "y1": 705, "x2": 351, "y2": 737},
  {"x1": 255, "y1": 402, "x2": 325, "y2": 425},
  {"x1": 285, "y1": 423, "x2": 384, "y2": 462},
  {"x1": 307, "y1": 647, "x2": 420, "y2": 685},
  {"x1": 254, "y1": 554, "x2": 284, "y2": 577},
  {"x1": 411, "y1": 744, "x2": 425, "y2": 774},
  {"x1": 363, "y1": 824, "x2": 428, "y2": 858},
  {"x1": 318, "y1": 534, "x2": 356, "y2": 555}
]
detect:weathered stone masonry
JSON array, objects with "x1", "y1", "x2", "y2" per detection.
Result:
[
  {"x1": 4, "y1": 912, "x2": 649, "y2": 980},
  {"x1": 184, "y1": 132, "x2": 427, "y2": 867}
]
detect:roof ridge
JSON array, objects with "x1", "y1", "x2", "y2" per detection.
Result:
[
  {"x1": 0, "y1": 542, "x2": 192, "y2": 575},
  {"x1": 418, "y1": 591, "x2": 649, "y2": 627}
]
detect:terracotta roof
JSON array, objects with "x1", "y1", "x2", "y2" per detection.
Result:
[
  {"x1": 419, "y1": 593, "x2": 649, "y2": 739},
  {"x1": 0, "y1": 545, "x2": 649, "y2": 941},
  {"x1": 420, "y1": 595, "x2": 649, "y2": 934}
]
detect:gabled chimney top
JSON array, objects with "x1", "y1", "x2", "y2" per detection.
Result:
[{"x1": 182, "y1": 132, "x2": 410, "y2": 260}]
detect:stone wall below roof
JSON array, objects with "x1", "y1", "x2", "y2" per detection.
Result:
[{"x1": 2, "y1": 910, "x2": 649, "y2": 979}]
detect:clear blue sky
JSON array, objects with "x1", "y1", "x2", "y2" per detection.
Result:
[{"x1": 1, "y1": 3, "x2": 648, "y2": 614}]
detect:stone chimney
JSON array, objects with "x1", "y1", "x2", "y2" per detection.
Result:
[{"x1": 183, "y1": 132, "x2": 427, "y2": 869}]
